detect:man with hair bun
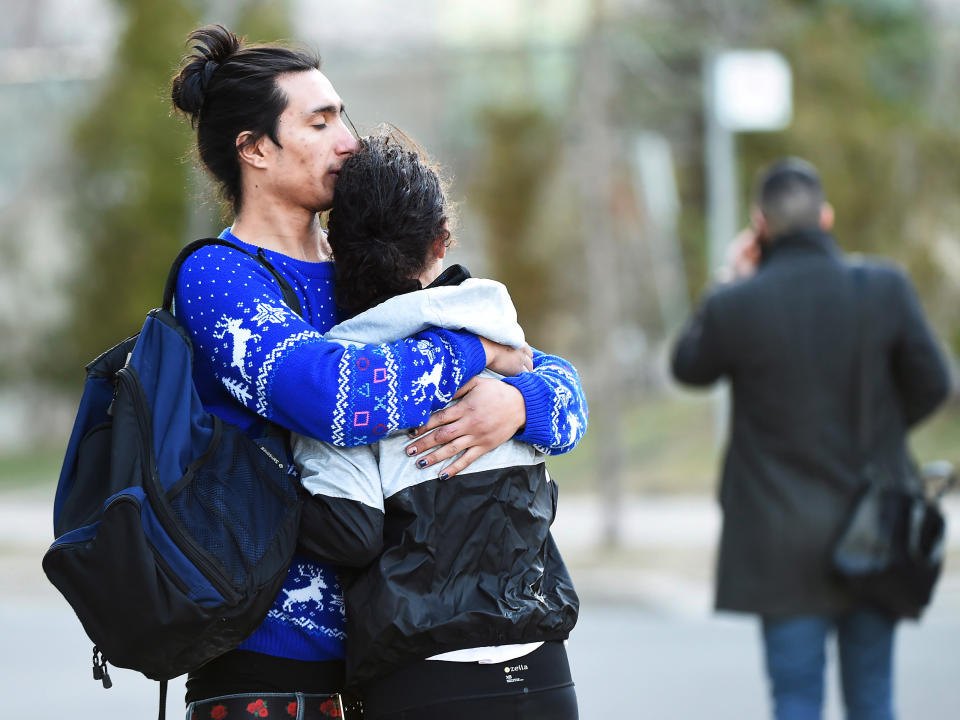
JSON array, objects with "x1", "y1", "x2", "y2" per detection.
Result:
[
  {"x1": 671, "y1": 158, "x2": 950, "y2": 720},
  {"x1": 169, "y1": 24, "x2": 586, "y2": 720}
]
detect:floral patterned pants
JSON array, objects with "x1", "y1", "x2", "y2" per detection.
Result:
[{"x1": 187, "y1": 691, "x2": 359, "y2": 720}]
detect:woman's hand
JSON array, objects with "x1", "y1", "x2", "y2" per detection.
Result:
[
  {"x1": 405, "y1": 376, "x2": 526, "y2": 479},
  {"x1": 480, "y1": 337, "x2": 533, "y2": 376}
]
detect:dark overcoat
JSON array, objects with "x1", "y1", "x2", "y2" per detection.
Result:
[{"x1": 671, "y1": 229, "x2": 950, "y2": 617}]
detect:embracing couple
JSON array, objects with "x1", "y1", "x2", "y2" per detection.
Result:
[{"x1": 170, "y1": 24, "x2": 586, "y2": 720}]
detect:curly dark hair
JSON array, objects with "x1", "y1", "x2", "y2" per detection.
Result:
[
  {"x1": 327, "y1": 132, "x2": 453, "y2": 318},
  {"x1": 171, "y1": 24, "x2": 321, "y2": 213}
]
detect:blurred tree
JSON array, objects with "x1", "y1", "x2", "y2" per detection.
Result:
[
  {"x1": 468, "y1": 105, "x2": 560, "y2": 347},
  {"x1": 738, "y1": 1, "x2": 960, "y2": 354},
  {"x1": 618, "y1": 0, "x2": 960, "y2": 356},
  {"x1": 49, "y1": 0, "x2": 295, "y2": 386},
  {"x1": 49, "y1": 0, "x2": 200, "y2": 385}
]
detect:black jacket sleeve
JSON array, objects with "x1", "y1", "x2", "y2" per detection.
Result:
[
  {"x1": 671, "y1": 291, "x2": 729, "y2": 386},
  {"x1": 298, "y1": 494, "x2": 384, "y2": 567},
  {"x1": 889, "y1": 271, "x2": 951, "y2": 427}
]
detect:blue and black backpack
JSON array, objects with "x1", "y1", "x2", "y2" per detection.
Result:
[{"x1": 42, "y1": 239, "x2": 304, "y2": 713}]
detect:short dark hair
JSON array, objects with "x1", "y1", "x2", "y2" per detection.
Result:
[
  {"x1": 327, "y1": 132, "x2": 453, "y2": 318},
  {"x1": 171, "y1": 24, "x2": 321, "y2": 213},
  {"x1": 755, "y1": 158, "x2": 825, "y2": 238}
]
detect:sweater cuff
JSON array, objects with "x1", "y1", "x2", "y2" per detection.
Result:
[
  {"x1": 446, "y1": 330, "x2": 486, "y2": 385},
  {"x1": 501, "y1": 372, "x2": 552, "y2": 446}
]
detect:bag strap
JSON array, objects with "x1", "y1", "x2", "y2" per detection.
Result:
[{"x1": 161, "y1": 238, "x2": 303, "y2": 317}]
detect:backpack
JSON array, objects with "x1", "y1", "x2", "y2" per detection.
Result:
[{"x1": 42, "y1": 239, "x2": 305, "y2": 715}]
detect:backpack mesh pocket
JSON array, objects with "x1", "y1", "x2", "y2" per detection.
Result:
[{"x1": 167, "y1": 428, "x2": 300, "y2": 589}]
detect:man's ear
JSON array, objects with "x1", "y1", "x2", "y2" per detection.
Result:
[
  {"x1": 236, "y1": 131, "x2": 271, "y2": 170},
  {"x1": 819, "y1": 202, "x2": 835, "y2": 232},
  {"x1": 432, "y1": 236, "x2": 447, "y2": 259}
]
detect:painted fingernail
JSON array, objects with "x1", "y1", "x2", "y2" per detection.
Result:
[
  {"x1": 417, "y1": 459, "x2": 428, "y2": 468},
  {"x1": 439, "y1": 472, "x2": 449, "y2": 481},
  {"x1": 407, "y1": 428, "x2": 418, "y2": 438},
  {"x1": 407, "y1": 446, "x2": 417, "y2": 456}
]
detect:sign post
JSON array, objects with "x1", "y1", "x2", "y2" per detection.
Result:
[{"x1": 703, "y1": 50, "x2": 792, "y2": 442}]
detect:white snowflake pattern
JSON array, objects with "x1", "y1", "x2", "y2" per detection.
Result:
[
  {"x1": 413, "y1": 338, "x2": 438, "y2": 364},
  {"x1": 252, "y1": 302, "x2": 287, "y2": 326}
]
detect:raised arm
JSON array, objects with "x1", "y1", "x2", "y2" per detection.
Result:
[{"x1": 175, "y1": 246, "x2": 486, "y2": 445}]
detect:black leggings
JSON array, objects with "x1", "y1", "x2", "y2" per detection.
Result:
[{"x1": 362, "y1": 641, "x2": 579, "y2": 720}]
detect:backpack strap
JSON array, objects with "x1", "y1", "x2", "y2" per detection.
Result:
[{"x1": 161, "y1": 238, "x2": 303, "y2": 317}]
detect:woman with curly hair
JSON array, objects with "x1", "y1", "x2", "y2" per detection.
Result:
[{"x1": 293, "y1": 133, "x2": 583, "y2": 720}]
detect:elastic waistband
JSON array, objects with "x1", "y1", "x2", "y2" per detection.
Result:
[
  {"x1": 361, "y1": 640, "x2": 573, "y2": 716},
  {"x1": 187, "y1": 691, "x2": 362, "y2": 720}
]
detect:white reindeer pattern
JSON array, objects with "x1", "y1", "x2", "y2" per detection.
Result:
[
  {"x1": 411, "y1": 362, "x2": 452, "y2": 405},
  {"x1": 213, "y1": 316, "x2": 261, "y2": 382},
  {"x1": 281, "y1": 572, "x2": 327, "y2": 613}
]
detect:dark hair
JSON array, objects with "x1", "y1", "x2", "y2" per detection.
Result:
[
  {"x1": 171, "y1": 24, "x2": 320, "y2": 213},
  {"x1": 327, "y1": 132, "x2": 453, "y2": 318},
  {"x1": 755, "y1": 157, "x2": 825, "y2": 238}
]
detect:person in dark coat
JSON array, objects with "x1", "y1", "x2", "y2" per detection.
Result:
[{"x1": 671, "y1": 158, "x2": 950, "y2": 720}]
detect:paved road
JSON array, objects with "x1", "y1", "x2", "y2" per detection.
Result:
[
  {"x1": 569, "y1": 595, "x2": 960, "y2": 719},
  {"x1": 4, "y1": 587, "x2": 960, "y2": 719},
  {"x1": 4, "y1": 491, "x2": 960, "y2": 718}
]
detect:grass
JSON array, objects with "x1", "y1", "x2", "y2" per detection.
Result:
[
  {"x1": 0, "y1": 445, "x2": 65, "y2": 493},
  {"x1": 546, "y1": 391, "x2": 721, "y2": 494},
  {"x1": 546, "y1": 391, "x2": 960, "y2": 495},
  {"x1": 1, "y1": 395, "x2": 958, "y2": 497}
]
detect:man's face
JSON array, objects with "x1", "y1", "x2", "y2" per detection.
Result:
[{"x1": 265, "y1": 69, "x2": 358, "y2": 213}]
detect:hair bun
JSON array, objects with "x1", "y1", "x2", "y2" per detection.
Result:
[{"x1": 171, "y1": 24, "x2": 241, "y2": 119}]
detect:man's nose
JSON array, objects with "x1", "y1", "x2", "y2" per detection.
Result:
[{"x1": 339, "y1": 124, "x2": 359, "y2": 154}]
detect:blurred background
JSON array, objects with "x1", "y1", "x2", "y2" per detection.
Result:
[{"x1": 2, "y1": 0, "x2": 960, "y2": 716}]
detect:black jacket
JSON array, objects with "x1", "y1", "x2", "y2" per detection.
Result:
[
  {"x1": 292, "y1": 272, "x2": 579, "y2": 689},
  {"x1": 339, "y1": 462, "x2": 577, "y2": 688},
  {"x1": 671, "y1": 229, "x2": 950, "y2": 616}
]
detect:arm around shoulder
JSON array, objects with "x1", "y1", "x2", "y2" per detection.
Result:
[
  {"x1": 502, "y1": 350, "x2": 588, "y2": 455},
  {"x1": 175, "y1": 246, "x2": 486, "y2": 445}
]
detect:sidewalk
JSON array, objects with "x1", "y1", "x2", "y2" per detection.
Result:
[
  {"x1": 552, "y1": 493, "x2": 960, "y2": 617},
  {"x1": 7, "y1": 488, "x2": 960, "y2": 610},
  {"x1": 5, "y1": 489, "x2": 960, "y2": 720}
]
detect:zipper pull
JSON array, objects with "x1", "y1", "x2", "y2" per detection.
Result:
[
  {"x1": 91, "y1": 646, "x2": 112, "y2": 689},
  {"x1": 100, "y1": 661, "x2": 113, "y2": 689}
]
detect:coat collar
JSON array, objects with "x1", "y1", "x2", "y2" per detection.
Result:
[{"x1": 761, "y1": 228, "x2": 839, "y2": 265}]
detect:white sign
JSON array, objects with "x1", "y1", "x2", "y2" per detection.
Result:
[{"x1": 712, "y1": 50, "x2": 792, "y2": 131}]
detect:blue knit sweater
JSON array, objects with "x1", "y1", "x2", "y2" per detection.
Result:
[{"x1": 174, "y1": 229, "x2": 586, "y2": 661}]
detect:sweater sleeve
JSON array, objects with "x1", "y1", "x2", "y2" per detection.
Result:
[
  {"x1": 502, "y1": 349, "x2": 588, "y2": 455},
  {"x1": 175, "y1": 247, "x2": 486, "y2": 445}
]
